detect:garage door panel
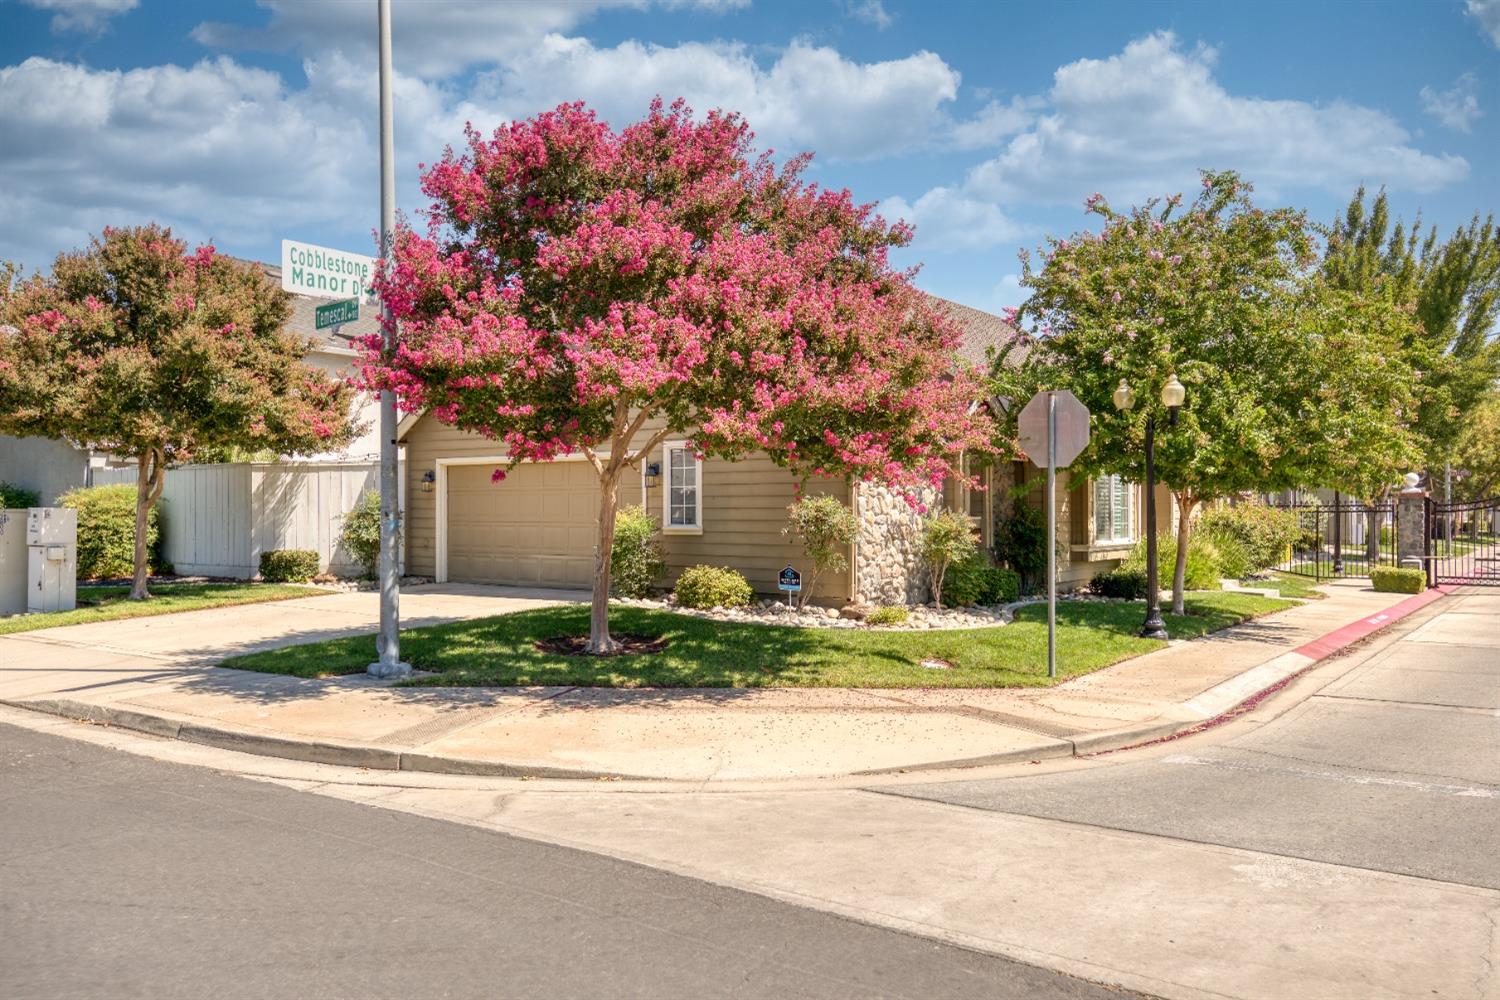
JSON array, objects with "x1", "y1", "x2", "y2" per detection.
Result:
[{"x1": 446, "y1": 463, "x2": 598, "y2": 588}]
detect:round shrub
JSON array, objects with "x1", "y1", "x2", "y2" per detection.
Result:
[
  {"x1": 611, "y1": 505, "x2": 665, "y2": 598},
  {"x1": 1123, "y1": 532, "x2": 1223, "y2": 591},
  {"x1": 259, "y1": 549, "x2": 320, "y2": 583},
  {"x1": 1198, "y1": 503, "x2": 1300, "y2": 570},
  {"x1": 673, "y1": 564, "x2": 754, "y2": 609},
  {"x1": 0, "y1": 481, "x2": 40, "y2": 509},
  {"x1": 338, "y1": 489, "x2": 396, "y2": 578},
  {"x1": 865, "y1": 605, "x2": 909, "y2": 626},
  {"x1": 59, "y1": 484, "x2": 163, "y2": 579},
  {"x1": 940, "y1": 554, "x2": 1021, "y2": 607},
  {"x1": 1091, "y1": 566, "x2": 1148, "y2": 599}
]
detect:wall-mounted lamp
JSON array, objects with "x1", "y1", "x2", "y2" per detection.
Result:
[
  {"x1": 644, "y1": 462, "x2": 662, "y2": 487},
  {"x1": 419, "y1": 470, "x2": 436, "y2": 493}
]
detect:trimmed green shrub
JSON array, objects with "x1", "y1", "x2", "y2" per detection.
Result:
[
  {"x1": 0, "y1": 481, "x2": 40, "y2": 509},
  {"x1": 338, "y1": 489, "x2": 396, "y2": 578},
  {"x1": 921, "y1": 508, "x2": 977, "y2": 607},
  {"x1": 783, "y1": 494, "x2": 857, "y2": 609},
  {"x1": 259, "y1": 549, "x2": 320, "y2": 583},
  {"x1": 1370, "y1": 566, "x2": 1426, "y2": 594},
  {"x1": 59, "y1": 484, "x2": 163, "y2": 579},
  {"x1": 865, "y1": 605, "x2": 909, "y2": 626},
  {"x1": 1198, "y1": 503, "x2": 1300, "y2": 570},
  {"x1": 943, "y1": 552, "x2": 1021, "y2": 606},
  {"x1": 1202, "y1": 526, "x2": 1253, "y2": 579},
  {"x1": 1091, "y1": 566, "x2": 1148, "y2": 599},
  {"x1": 995, "y1": 499, "x2": 1048, "y2": 594},
  {"x1": 673, "y1": 564, "x2": 754, "y2": 609},
  {"x1": 611, "y1": 505, "x2": 665, "y2": 598},
  {"x1": 1122, "y1": 532, "x2": 1223, "y2": 591}
]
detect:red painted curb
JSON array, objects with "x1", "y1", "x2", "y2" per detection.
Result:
[{"x1": 1293, "y1": 584, "x2": 1456, "y2": 661}]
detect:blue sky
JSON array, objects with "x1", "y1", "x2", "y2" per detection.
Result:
[{"x1": 2, "y1": 0, "x2": 1497, "y2": 313}]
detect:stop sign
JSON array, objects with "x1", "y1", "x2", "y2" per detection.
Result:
[{"x1": 1017, "y1": 390, "x2": 1091, "y2": 468}]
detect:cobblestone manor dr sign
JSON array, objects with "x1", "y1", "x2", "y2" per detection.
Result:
[{"x1": 280, "y1": 239, "x2": 375, "y2": 301}]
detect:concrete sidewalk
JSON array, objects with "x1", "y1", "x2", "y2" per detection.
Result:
[{"x1": 0, "y1": 579, "x2": 1438, "y2": 781}]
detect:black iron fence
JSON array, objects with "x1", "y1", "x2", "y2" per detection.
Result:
[
  {"x1": 1272, "y1": 501, "x2": 1402, "y2": 581},
  {"x1": 1426, "y1": 497, "x2": 1500, "y2": 586}
]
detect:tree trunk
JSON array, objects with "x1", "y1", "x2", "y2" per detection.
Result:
[
  {"x1": 130, "y1": 449, "x2": 164, "y2": 601},
  {"x1": 1171, "y1": 491, "x2": 1196, "y2": 615},
  {"x1": 1365, "y1": 505, "x2": 1380, "y2": 565},
  {"x1": 587, "y1": 469, "x2": 622, "y2": 654}
]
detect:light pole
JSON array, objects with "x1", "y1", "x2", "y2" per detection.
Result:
[
  {"x1": 368, "y1": 0, "x2": 409, "y2": 678},
  {"x1": 1112, "y1": 374, "x2": 1185, "y2": 640}
]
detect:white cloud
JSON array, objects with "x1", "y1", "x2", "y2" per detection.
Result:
[
  {"x1": 1467, "y1": 0, "x2": 1500, "y2": 48},
  {"x1": 879, "y1": 187, "x2": 1027, "y2": 251},
  {"x1": 193, "y1": 0, "x2": 743, "y2": 79},
  {"x1": 845, "y1": 0, "x2": 893, "y2": 30},
  {"x1": 471, "y1": 37, "x2": 960, "y2": 160},
  {"x1": 1420, "y1": 72, "x2": 1483, "y2": 132},
  {"x1": 887, "y1": 31, "x2": 1468, "y2": 253},
  {"x1": 947, "y1": 96, "x2": 1036, "y2": 151},
  {"x1": 19, "y1": 0, "x2": 135, "y2": 33}
]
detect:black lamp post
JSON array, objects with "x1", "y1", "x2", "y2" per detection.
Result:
[{"x1": 1113, "y1": 374, "x2": 1185, "y2": 640}]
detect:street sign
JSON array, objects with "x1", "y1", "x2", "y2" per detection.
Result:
[
  {"x1": 281, "y1": 240, "x2": 375, "y2": 302},
  {"x1": 315, "y1": 298, "x2": 360, "y2": 330},
  {"x1": 1018, "y1": 389, "x2": 1090, "y2": 468},
  {"x1": 778, "y1": 566, "x2": 803, "y2": 593}
]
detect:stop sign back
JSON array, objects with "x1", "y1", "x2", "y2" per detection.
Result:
[{"x1": 1017, "y1": 390, "x2": 1091, "y2": 468}]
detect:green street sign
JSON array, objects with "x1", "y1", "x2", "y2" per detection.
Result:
[{"x1": 315, "y1": 298, "x2": 359, "y2": 330}]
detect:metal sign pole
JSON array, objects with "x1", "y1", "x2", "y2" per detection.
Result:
[
  {"x1": 1046, "y1": 391, "x2": 1057, "y2": 680},
  {"x1": 369, "y1": 0, "x2": 409, "y2": 678}
]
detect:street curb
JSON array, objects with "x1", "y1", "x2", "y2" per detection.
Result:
[{"x1": 1, "y1": 585, "x2": 1458, "y2": 781}]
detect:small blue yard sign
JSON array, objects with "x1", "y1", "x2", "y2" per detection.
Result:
[{"x1": 778, "y1": 565, "x2": 802, "y2": 593}]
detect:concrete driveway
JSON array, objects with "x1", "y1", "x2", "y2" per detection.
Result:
[{"x1": 0, "y1": 583, "x2": 586, "y2": 702}]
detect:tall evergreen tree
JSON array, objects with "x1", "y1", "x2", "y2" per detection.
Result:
[{"x1": 1323, "y1": 188, "x2": 1500, "y2": 478}]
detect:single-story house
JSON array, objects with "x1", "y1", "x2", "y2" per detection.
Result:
[{"x1": 398, "y1": 296, "x2": 1171, "y2": 604}]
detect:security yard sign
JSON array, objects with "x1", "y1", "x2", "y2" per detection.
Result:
[
  {"x1": 778, "y1": 565, "x2": 802, "y2": 592},
  {"x1": 314, "y1": 298, "x2": 360, "y2": 330},
  {"x1": 281, "y1": 240, "x2": 375, "y2": 302}
]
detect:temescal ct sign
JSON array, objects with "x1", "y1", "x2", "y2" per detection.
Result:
[{"x1": 280, "y1": 239, "x2": 375, "y2": 302}]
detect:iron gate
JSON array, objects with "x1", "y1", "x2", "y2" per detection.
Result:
[
  {"x1": 1274, "y1": 500, "x2": 1401, "y2": 581},
  {"x1": 1426, "y1": 497, "x2": 1500, "y2": 586}
]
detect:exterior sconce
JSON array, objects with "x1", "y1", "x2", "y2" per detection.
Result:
[
  {"x1": 644, "y1": 462, "x2": 662, "y2": 487},
  {"x1": 419, "y1": 470, "x2": 436, "y2": 493}
]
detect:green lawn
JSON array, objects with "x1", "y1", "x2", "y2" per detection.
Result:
[
  {"x1": 221, "y1": 591, "x2": 1293, "y2": 689},
  {"x1": 0, "y1": 582, "x2": 327, "y2": 636},
  {"x1": 1244, "y1": 572, "x2": 1328, "y2": 600}
]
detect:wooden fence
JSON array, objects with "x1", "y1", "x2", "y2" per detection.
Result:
[{"x1": 94, "y1": 461, "x2": 399, "y2": 579}]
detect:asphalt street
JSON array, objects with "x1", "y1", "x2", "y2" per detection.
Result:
[
  {"x1": 0, "y1": 722, "x2": 1128, "y2": 1000},
  {"x1": 891, "y1": 590, "x2": 1500, "y2": 891}
]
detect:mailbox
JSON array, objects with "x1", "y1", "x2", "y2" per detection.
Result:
[{"x1": 26, "y1": 507, "x2": 77, "y2": 614}]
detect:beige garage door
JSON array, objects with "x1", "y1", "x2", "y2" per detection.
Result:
[{"x1": 446, "y1": 462, "x2": 599, "y2": 587}]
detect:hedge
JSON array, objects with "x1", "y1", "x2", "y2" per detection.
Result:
[
  {"x1": 942, "y1": 553, "x2": 1021, "y2": 606},
  {"x1": 673, "y1": 565, "x2": 754, "y2": 609},
  {"x1": 0, "y1": 481, "x2": 40, "y2": 509},
  {"x1": 1091, "y1": 566, "x2": 1148, "y2": 599},
  {"x1": 58, "y1": 484, "x2": 164, "y2": 579},
  {"x1": 259, "y1": 549, "x2": 320, "y2": 583},
  {"x1": 1370, "y1": 566, "x2": 1426, "y2": 594}
]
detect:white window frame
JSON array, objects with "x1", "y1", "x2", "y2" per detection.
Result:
[
  {"x1": 661, "y1": 440, "x2": 703, "y2": 534},
  {"x1": 1093, "y1": 473, "x2": 1135, "y2": 545}
]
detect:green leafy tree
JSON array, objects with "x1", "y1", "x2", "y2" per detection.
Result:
[
  {"x1": 921, "y1": 508, "x2": 976, "y2": 607},
  {"x1": 1323, "y1": 187, "x2": 1500, "y2": 474},
  {"x1": 783, "y1": 494, "x2": 857, "y2": 609},
  {"x1": 1454, "y1": 395, "x2": 1500, "y2": 500},
  {"x1": 0, "y1": 225, "x2": 358, "y2": 599},
  {"x1": 1009, "y1": 171, "x2": 1389, "y2": 613}
]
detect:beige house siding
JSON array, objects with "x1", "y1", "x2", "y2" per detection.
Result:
[{"x1": 402, "y1": 413, "x2": 852, "y2": 602}]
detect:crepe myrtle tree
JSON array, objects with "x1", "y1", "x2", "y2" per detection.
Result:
[
  {"x1": 0, "y1": 226, "x2": 357, "y2": 600},
  {"x1": 362, "y1": 100, "x2": 996, "y2": 653},
  {"x1": 1008, "y1": 171, "x2": 1373, "y2": 613}
]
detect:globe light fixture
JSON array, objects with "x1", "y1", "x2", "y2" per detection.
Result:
[
  {"x1": 1161, "y1": 373, "x2": 1186, "y2": 409},
  {"x1": 1112, "y1": 379, "x2": 1136, "y2": 412}
]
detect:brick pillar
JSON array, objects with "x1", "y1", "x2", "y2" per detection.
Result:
[{"x1": 1396, "y1": 475, "x2": 1428, "y2": 574}]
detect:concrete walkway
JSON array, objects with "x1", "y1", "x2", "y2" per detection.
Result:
[{"x1": 0, "y1": 579, "x2": 1435, "y2": 781}]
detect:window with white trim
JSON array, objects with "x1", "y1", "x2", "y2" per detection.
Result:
[
  {"x1": 663, "y1": 442, "x2": 702, "y2": 531},
  {"x1": 1093, "y1": 474, "x2": 1134, "y2": 544}
]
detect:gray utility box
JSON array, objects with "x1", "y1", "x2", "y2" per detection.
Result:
[
  {"x1": 26, "y1": 507, "x2": 77, "y2": 614},
  {"x1": 0, "y1": 510, "x2": 24, "y2": 615}
]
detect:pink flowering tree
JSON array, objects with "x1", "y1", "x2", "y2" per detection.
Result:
[
  {"x1": 0, "y1": 225, "x2": 357, "y2": 599},
  {"x1": 363, "y1": 100, "x2": 995, "y2": 652},
  {"x1": 1008, "y1": 171, "x2": 1411, "y2": 611}
]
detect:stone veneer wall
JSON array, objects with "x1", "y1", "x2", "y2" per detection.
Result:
[{"x1": 853, "y1": 483, "x2": 935, "y2": 605}]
